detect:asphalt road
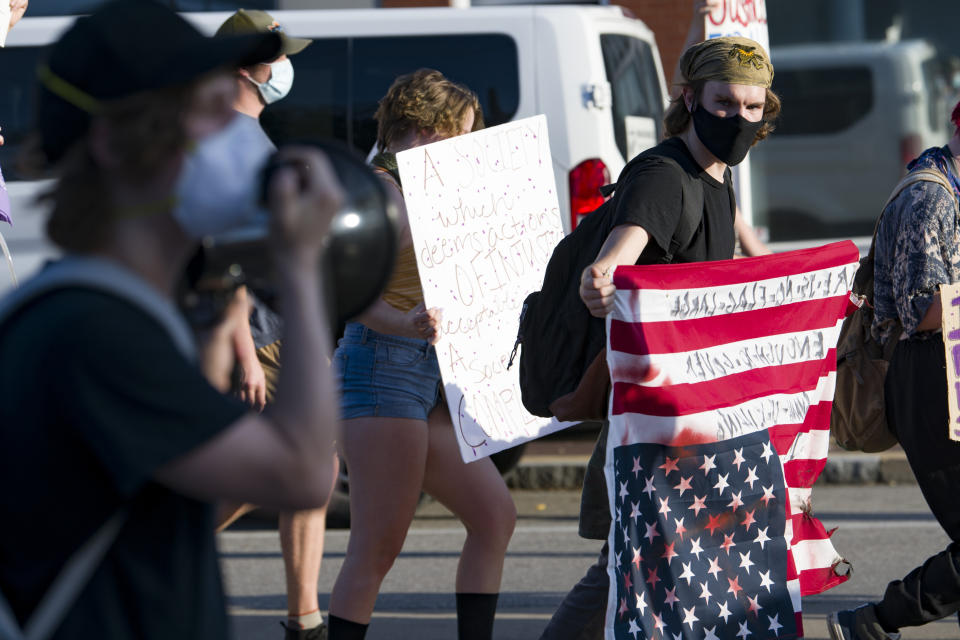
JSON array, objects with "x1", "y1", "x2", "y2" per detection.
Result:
[{"x1": 221, "y1": 484, "x2": 957, "y2": 639}]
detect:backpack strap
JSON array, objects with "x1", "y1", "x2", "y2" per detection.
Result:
[
  {"x1": 0, "y1": 511, "x2": 127, "y2": 640},
  {"x1": 0, "y1": 256, "x2": 200, "y2": 640},
  {"x1": 599, "y1": 140, "x2": 705, "y2": 264},
  {"x1": 0, "y1": 256, "x2": 196, "y2": 361}
]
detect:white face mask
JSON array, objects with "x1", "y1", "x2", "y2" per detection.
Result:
[
  {"x1": 246, "y1": 58, "x2": 294, "y2": 105},
  {"x1": 172, "y1": 114, "x2": 274, "y2": 240}
]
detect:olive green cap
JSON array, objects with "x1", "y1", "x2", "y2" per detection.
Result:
[
  {"x1": 216, "y1": 9, "x2": 311, "y2": 56},
  {"x1": 679, "y1": 36, "x2": 773, "y2": 89}
]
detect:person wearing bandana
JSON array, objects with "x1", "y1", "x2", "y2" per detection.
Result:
[{"x1": 540, "y1": 36, "x2": 780, "y2": 640}]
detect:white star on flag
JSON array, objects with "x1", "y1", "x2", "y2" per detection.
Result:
[
  {"x1": 760, "y1": 485, "x2": 775, "y2": 506},
  {"x1": 699, "y1": 454, "x2": 716, "y2": 474},
  {"x1": 744, "y1": 466, "x2": 759, "y2": 488},
  {"x1": 642, "y1": 475, "x2": 657, "y2": 498},
  {"x1": 768, "y1": 613, "x2": 784, "y2": 636},
  {"x1": 759, "y1": 569, "x2": 775, "y2": 593},
  {"x1": 754, "y1": 526, "x2": 771, "y2": 550},
  {"x1": 727, "y1": 490, "x2": 743, "y2": 510},
  {"x1": 689, "y1": 537, "x2": 704, "y2": 559},
  {"x1": 717, "y1": 600, "x2": 732, "y2": 622},
  {"x1": 689, "y1": 494, "x2": 707, "y2": 516},
  {"x1": 679, "y1": 562, "x2": 696, "y2": 585},
  {"x1": 681, "y1": 606, "x2": 699, "y2": 629},
  {"x1": 619, "y1": 481, "x2": 630, "y2": 500},
  {"x1": 738, "y1": 550, "x2": 755, "y2": 574},
  {"x1": 644, "y1": 521, "x2": 660, "y2": 544},
  {"x1": 663, "y1": 586, "x2": 679, "y2": 610},
  {"x1": 674, "y1": 476, "x2": 693, "y2": 496},
  {"x1": 713, "y1": 473, "x2": 729, "y2": 495},
  {"x1": 632, "y1": 456, "x2": 643, "y2": 478},
  {"x1": 635, "y1": 592, "x2": 648, "y2": 615},
  {"x1": 760, "y1": 441, "x2": 774, "y2": 462},
  {"x1": 698, "y1": 581, "x2": 712, "y2": 605},
  {"x1": 732, "y1": 447, "x2": 746, "y2": 470},
  {"x1": 703, "y1": 626, "x2": 720, "y2": 640},
  {"x1": 736, "y1": 620, "x2": 751, "y2": 639},
  {"x1": 627, "y1": 617, "x2": 641, "y2": 639}
]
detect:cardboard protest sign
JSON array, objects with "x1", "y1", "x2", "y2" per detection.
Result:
[
  {"x1": 941, "y1": 282, "x2": 960, "y2": 441},
  {"x1": 397, "y1": 114, "x2": 571, "y2": 462},
  {"x1": 704, "y1": 0, "x2": 770, "y2": 56}
]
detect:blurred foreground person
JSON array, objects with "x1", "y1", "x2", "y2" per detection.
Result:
[
  {"x1": 0, "y1": 1, "x2": 343, "y2": 639},
  {"x1": 213, "y1": 10, "x2": 336, "y2": 640},
  {"x1": 826, "y1": 103, "x2": 960, "y2": 640}
]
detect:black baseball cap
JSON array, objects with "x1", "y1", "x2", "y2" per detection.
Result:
[{"x1": 37, "y1": 0, "x2": 282, "y2": 163}]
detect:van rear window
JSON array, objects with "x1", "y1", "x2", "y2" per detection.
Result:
[
  {"x1": 261, "y1": 33, "x2": 520, "y2": 154},
  {"x1": 600, "y1": 34, "x2": 664, "y2": 161},
  {"x1": 771, "y1": 66, "x2": 873, "y2": 136}
]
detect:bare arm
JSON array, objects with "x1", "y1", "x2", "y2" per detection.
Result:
[
  {"x1": 734, "y1": 207, "x2": 771, "y2": 256},
  {"x1": 156, "y1": 148, "x2": 345, "y2": 510},
  {"x1": 579, "y1": 224, "x2": 651, "y2": 317},
  {"x1": 671, "y1": 0, "x2": 722, "y2": 98},
  {"x1": 230, "y1": 285, "x2": 267, "y2": 411},
  {"x1": 916, "y1": 291, "x2": 944, "y2": 332}
]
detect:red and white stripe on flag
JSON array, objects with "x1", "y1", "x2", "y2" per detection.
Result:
[{"x1": 604, "y1": 241, "x2": 860, "y2": 639}]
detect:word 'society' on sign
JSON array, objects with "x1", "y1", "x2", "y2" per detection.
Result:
[
  {"x1": 941, "y1": 282, "x2": 960, "y2": 442},
  {"x1": 397, "y1": 114, "x2": 571, "y2": 462}
]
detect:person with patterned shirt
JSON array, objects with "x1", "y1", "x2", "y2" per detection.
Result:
[{"x1": 827, "y1": 101, "x2": 960, "y2": 640}]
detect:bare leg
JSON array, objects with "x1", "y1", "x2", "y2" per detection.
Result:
[
  {"x1": 280, "y1": 453, "x2": 339, "y2": 622},
  {"x1": 328, "y1": 416, "x2": 429, "y2": 623},
  {"x1": 215, "y1": 502, "x2": 257, "y2": 532},
  {"x1": 421, "y1": 406, "x2": 517, "y2": 593}
]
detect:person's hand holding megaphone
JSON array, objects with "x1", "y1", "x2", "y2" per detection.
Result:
[{"x1": 265, "y1": 147, "x2": 344, "y2": 267}]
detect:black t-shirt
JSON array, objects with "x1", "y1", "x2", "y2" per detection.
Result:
[
  {"x1": 0, "y1": 289, "x2": 247, "y2": 640},
  {"x1": 613, "y1": 137, "x2": 736, "y2": 265}
]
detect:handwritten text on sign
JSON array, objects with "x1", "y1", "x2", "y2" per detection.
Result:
[
  {"x1": 941, "y1": 283, "x2": 960, "y2": 441},
  {"x1": 705, "y1": 0, "x2": 770, "y2": 60},
  {"x1": 397, "y1": 115, "x2": 569, "y2": 462}
]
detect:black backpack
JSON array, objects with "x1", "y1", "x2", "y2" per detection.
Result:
[{"x1": 509, "y1": 139, "x2": 708, "y2": 420}]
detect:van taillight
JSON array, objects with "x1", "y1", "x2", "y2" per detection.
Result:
[
  {"x1": 900, "y1": 134, "x2": 922, "y2": 173},
  {"x1": 569, "y1": 159, "x2": 610, "y2": 229}
]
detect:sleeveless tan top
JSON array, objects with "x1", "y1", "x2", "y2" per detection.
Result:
[{"x1": 374, "y1": 165, "x2": 424, "y2": 313}]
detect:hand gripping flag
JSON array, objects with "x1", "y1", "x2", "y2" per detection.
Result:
[{"x1": 604, "y1": 241, "x2": 860, "y2": 640}]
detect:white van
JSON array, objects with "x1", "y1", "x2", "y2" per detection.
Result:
[
  {"x1": 750, "y1": 39, "x2": 953, "y2": 247},
  {"x1": 0, "y1": 5, "x2": 668, "y2": 294}
]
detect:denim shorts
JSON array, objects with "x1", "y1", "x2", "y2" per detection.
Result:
[{"x1": 334, "y1": 322, "x2": 443, "y2": 421}]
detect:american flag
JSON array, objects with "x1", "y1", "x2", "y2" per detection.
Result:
[{"x1": 604, "y1": 241, "x2": 860, "y2": 640}]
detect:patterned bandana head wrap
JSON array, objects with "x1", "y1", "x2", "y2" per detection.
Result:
[{"x1": 679, "y1": 36, "x2": 774, "y2": 89}]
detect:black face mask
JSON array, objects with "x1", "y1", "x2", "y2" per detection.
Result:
[{"x1": 691, "y1": 107, "x2": 763, "y2": 167}]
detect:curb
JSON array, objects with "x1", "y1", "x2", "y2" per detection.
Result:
[{"x1": 505, "y1": 452, "x2": 915, "y2": 491}]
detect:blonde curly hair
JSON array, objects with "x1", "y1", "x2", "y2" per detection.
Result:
[{"x1": 375, "y1": 68, "x2": 483, "y2": 151}]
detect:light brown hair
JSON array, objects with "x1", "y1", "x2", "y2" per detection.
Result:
[{"x1": 375, "y1": 68, "x2": 484, "y2": 151}]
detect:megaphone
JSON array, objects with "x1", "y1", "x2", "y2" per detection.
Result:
[{"x1": 179, "y1": 140, "x2": 398, "y2": 328}]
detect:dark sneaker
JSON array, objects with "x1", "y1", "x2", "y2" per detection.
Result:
[
  {"x1": 281, "y1": 621, "x2": 328, "y2": 640},
  {"x1": 826, "y1": 605, "x2": 900, "y2": 640}
]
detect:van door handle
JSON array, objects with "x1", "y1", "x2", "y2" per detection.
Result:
[{"x1": 584, "y1": 82, "x2": 612, "y2": 110}]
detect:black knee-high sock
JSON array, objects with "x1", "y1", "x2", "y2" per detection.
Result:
[
  {"x1": 456, "y1": 593, "x2": 499, "y2": 640},
  {"x1": 327, "y1": 614, "x2": 369, "y2": 640}
]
